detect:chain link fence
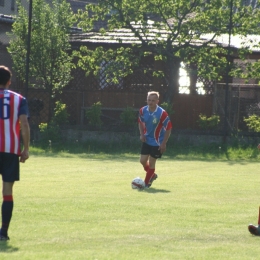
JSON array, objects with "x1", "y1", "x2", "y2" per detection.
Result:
[
  {"x1": 213, "y1": 83, "x2": 260, "y2": 132},
  {"x1": 2, "y1": 60, "x2": 260, "y2": 137}
]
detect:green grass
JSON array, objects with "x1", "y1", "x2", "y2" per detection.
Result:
[
  {"x1": 31, "y1": 138, "x2": 260, "y2": 161},
  {"x1": 0, "y1": 154, "x2": 260, "y2": 259}
]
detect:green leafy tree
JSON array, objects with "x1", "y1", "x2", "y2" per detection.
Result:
[
  {"x1": 8, "y1": 0, "x2": 75, "y2": 119},
  {"x1": 85, "y1": 102, "x2": 103, "y2": 127},
  {"x1": 197, "y1": 114, "x2": 220, "y2": 130},
  {"x1": 160, "y1": 102, "x2": 174, "y2": 116},
  {"x1": 75, "y1": 0, "x2": 260, "y2": 102},
  {"x1": 52, "y1": 100, "x2": 70, "y2": 125},
  {"x1": 244, "y1": 114, "x2": 260, "y2": 132}
]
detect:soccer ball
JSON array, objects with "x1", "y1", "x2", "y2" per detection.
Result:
[{"x1": 131, "y1": 177, "x2": 145, "y2": 189}]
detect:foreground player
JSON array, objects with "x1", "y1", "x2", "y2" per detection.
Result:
[
  {"x1": 248, "y1": 145, "x2": 260, "y2": 236},
  {"x1": 248, "y1": 206, "x2": 260, "y2": 236},
  {"x1": 138, "y1": 91, "x2": 172, "y2": 188},
  {"x1": 0, "y1": 66, "x2": 30, "y2": 240}
]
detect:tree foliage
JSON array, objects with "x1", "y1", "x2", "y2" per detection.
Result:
[
  {"x1": 75, "y1": 0, "x2": 260, "y2": 101},
  {"x1": 8, "y1": 0, "x2": 75, "y2": 98},
  {"x1": 244, "y1": 114, "x2": 260, "y2": 132}
]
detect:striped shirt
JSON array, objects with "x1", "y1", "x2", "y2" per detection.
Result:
[
  {"x1": 0, "y1": 89, "x2": 28, "y2": 155},
  {"x1": 138, "y1": 105, "x2": 172, "y2": 146}
]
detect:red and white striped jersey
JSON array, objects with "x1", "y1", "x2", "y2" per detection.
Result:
[{"x1": 0, "y1": 89, "x2": 28, "y2": 155}]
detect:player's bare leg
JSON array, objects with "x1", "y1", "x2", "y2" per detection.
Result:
[
  {"x1": 2, "y1": 182, "x2": 14, "y2": 196},
  {"x1": 140, "y1": 154, "x2": 149, "y2": 172}
]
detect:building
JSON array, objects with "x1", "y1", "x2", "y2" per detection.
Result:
[
  {"x1": 0, "y1": 0, "x2": 90, "y2": 16},
  {"x1": 0, "y1": 0, "x2": 54, "y2": 16},
  {"x1": 0, "y1": 0, "x2": 17, "y2": 15}
]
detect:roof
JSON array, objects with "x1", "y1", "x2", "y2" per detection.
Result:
[
  {"x1": 201, "y1": 34, "x2": 260, "y2": 52},
  {"x1": 70, "y1": 20, "x2": 207, "y2": 46},
  {"x1": 70, "y1": 25, "x2": 260, "y2": 53},
  {"x1": 1, "y1": 7, "x2": 259, "y2": 53}
]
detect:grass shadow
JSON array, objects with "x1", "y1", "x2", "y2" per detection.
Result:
[
  {"x1": 0, "y1": 243, "x2": 19, "y2": 253},
  {"x1": 140, "y1": 188, "x2": 171, "y2": 193}
]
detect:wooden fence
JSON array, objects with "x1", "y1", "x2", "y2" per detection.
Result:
[{"x1": 10, "y1": 84, "x2": 214, "y2": 130}]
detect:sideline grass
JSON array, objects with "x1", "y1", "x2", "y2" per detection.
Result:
[
  {"x1": 31, "y1": 138, "x2": 260, "y2": 161},
  {"x1": 0, "y1": 155, "x2": 260, "y2": 259}
]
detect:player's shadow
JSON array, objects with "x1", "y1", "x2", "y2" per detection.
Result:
[
  {"x1": 140, "y1": 188, "x2": 171, "y2": 193},
  {"x1": 0, "y1": 243, "x2": 19, "y2": 253}
]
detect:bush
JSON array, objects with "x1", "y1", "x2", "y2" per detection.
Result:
[
  {"x1": 120, "y1": 107, "x2": 136, "y2": 126},
  {"x1": 38, "y1": 101, "x2": 69, "y2": 145},
  {"x1": 160, "y1": 102, "x2": 174, "y2": 116},
  {"x1": 38, "y1": 122, "x2": 61, "y2": 144},
  {"x1": 244, "y1": 114, "x2": 260, "y2": 132},
  {"x1": 85, "y1": 102, "x2": 103, "y2": 127},
  {"x1": 197, "y1": 114, "x2": 220, "y2": 130},
  {"x1": 52, "y1": 101, "x2": 69, "y2": 125}
]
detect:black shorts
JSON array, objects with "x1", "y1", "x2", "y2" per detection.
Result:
[
  {"x1": 0, "y1": 153, "x2": 20, "y2": 182},
  {"x1": 140, "y1": 142, "x2": 162, "y2": 159}
]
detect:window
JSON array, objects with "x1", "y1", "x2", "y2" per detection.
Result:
[
  {"x1": 179, "y1": 62, "x2": 206, "y2": 95},
  {"x1": 99, "y1": 61, "x2": 124, "y2": 89},
  {"x1": 0, "y1": 0, "x2": 4, "y2": 7}
]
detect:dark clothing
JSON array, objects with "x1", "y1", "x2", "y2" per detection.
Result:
[
  {"x1": 140, "y1": 142, "x2": 162, "y2": 159},
  {"x1": 0, "y1": 152, "x2": 19, "y2": 182}
]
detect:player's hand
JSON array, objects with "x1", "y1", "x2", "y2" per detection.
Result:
[
  {"x1": 20, "y1": 150, "x2": 29, "y2": 163},
  {"x1": 159, "y1": 144, "x2": 166, "y2": 154},
  {"x1": 258, "y1": 144, "x2": 260, "y2": 150},
  {"x1": 140, "y1": 135, "x2": 146, "y2": 142}
]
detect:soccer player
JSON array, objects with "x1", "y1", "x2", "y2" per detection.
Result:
[
  {"x1": 0, "y1": 66, "x2": 30, "y2": 240},
  {"x1": 138, "y1": 91, "x2": 172, "y2": 188},
  {"x1": 248, "y1": 145, "x2": 260, "y2": 236},
  {"x1": 248, "y1": 206, "x2": 260, "y2": 236}
]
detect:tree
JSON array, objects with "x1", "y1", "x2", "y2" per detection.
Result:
[
  {"x1": 8, "y1": 0, "x2": 75, "y2": 119},
  {"x1": 75, "y1": 0, "x2": 260, "y2": 102}
]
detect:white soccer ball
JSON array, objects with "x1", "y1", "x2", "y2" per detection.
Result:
[{"x1": 131, "y1": 177, "x2": 145, "y2": 189}]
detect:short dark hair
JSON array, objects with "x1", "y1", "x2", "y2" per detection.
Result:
[{"x1": 0, "y1": 66, "x2": 12, "y2": 86}]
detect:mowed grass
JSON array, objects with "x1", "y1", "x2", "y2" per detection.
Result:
[{"x1": 1, "y1": 154, "x2": 260, "y2": 259}]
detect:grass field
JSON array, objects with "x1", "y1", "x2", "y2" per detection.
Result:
[{"x1": 0, "y1": 152, "x2": 260, "y2": 259}]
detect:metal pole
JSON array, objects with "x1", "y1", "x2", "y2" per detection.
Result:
[
  {"x1": 223, "y1": 0, "x2": 233, "y2": 142},
  {"x1": 24, "y1": 0, "x2": 33, "y2": 98}
]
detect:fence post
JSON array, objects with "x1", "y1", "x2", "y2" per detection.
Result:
[
  {"x1": 25, "y1": 0, "x2": 33, "y2": 98},
  {"x1": 223, "y1": 0, "x2": 233, "y2": 142}
]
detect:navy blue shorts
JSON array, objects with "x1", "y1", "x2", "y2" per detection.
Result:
[
  {"x1": 0, "y1": 152, "x2": 20, "y2": 182},
  {"x1": 140, "y1": 142, "x2": 162, "y2": 159}
]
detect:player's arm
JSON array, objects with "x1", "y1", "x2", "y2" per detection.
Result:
[
  {"x1": 138, "y1": 109, "x2": 146, "y2": 142},
  {"x1": 159, "y1": 129, "x2": 171, "y2": 153},
  {"x1": 19, "y1": 114, "x2": 30, "y2": 163},
  {"x1": 138, "y1": 121, "x2": 146, "y2": 142},
  {"x1": 159, "y1": 112, "x2": 172, "y2": 153},
  {"x1": 161, "y1": 129, "x2": 171, "y2": 146}
]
